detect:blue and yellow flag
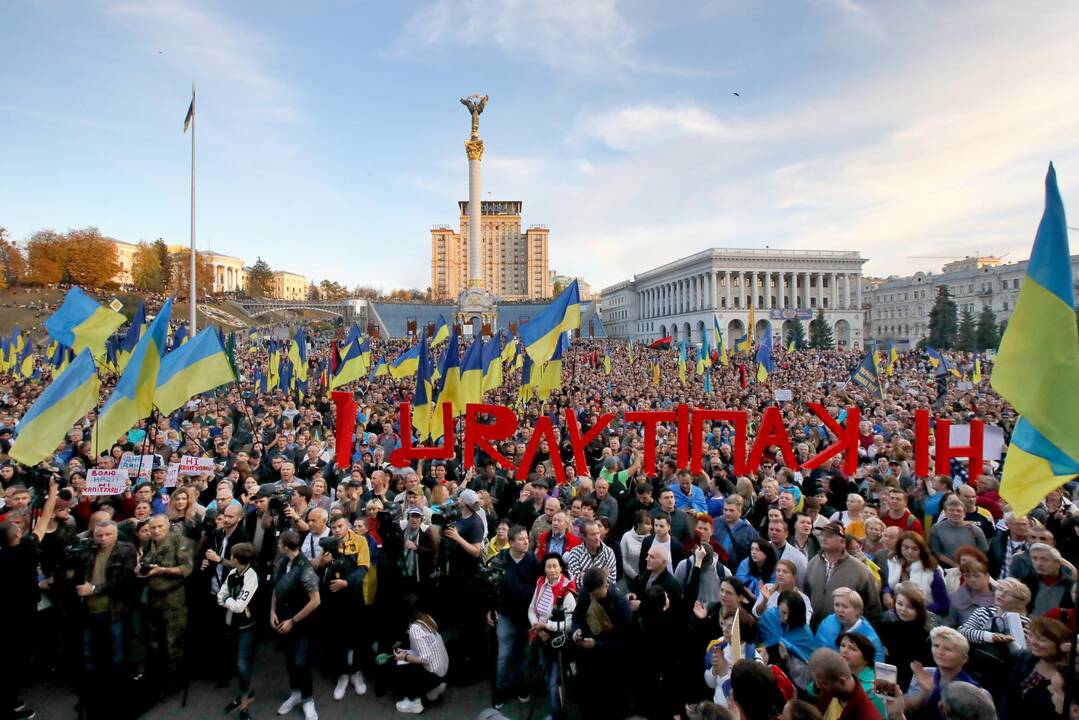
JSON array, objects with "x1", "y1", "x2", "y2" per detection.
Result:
[
  {"x1": 603, "y1": 350, "x2": 612, "y2": 376},
  {"x1": 652, "y1": 361, "x2": 660, "y2": 386},
  {"x1": 171, "y1": 323, "x2": 188, "y2": 349},
  {"x1": 972, "y1": 356, "x2": 982, "y2": 385},
  {"x1": 481, "y1": 336, "x2": 503, "y2": 392},
  {"x1": 118, "y1": 301, "x2": 147, "y2": 372},
  {"x1": 538, "y1": 332, "x2": 569, "y2": 401},
  {"x1": 10, "y1": 349, "x2": 101, "y2": 467},
  {"x1": 704, "y1": 366, "x2": 713, "y2": 394},
  {"x1": 355, "y1": 337, "x2": 372, "y2": 373},
  {"x1": 850, "y1": 349, "x2": 884, "y2": 399},
  {"x1": 500, "y1": 333, "x2": 517, "y2": 365},
  {"x1": 430, "y1": 314, "x2": 450, "y2": 347},
  {"x1": 678, "y1": 339, "x2": 687, "y2": 385},
  {"x1": 518, "y1": 354, "x2": 535, "y2": 404},
  {"x1": 155, "y1": 328, "x2": 236, "y2": 416},
  {"x1": 991, "y1": 164, "x2": 1079, "y2": 513},
  {"x1": 887, "y1": 339, "x2": 898, "y2": 376},
  {"x1": 435, "y1": 331, "x2": 463, "y2": 416},
  {"x1": 331, "y1": 337, "x2": 367, "y2": 390},
  {"x1": 288, "y1": 327, "x2": 309, "y2": 399},
  {"x1": 459, "y1": 335, "x2": 485, "y2": 407},
  {"x1": 755, "y1": 323, "x2": 775, "y2": 382},
  {"x1": 93, "y1": 298, "x2": 172, "y2": 448},
  {"x1": 787, "y1": 340, "x2": 796, "y2": 353},
  {"x1": 518, "y1": 280, "x2": 581, "y2": 365},
  {"x1": 411, "y1": 337, "x2": 436, "y2": 442},
  {"x1": 696, "y1": 338, "x2": 711, "y2": 376},
  {"x1": 389, "y1": 342, "x2": 422, "y2": 379},
  {"x1": 713, "y1": 315, "x2": 728, "y2": 366},
  {"x1": 267, "y1": 341, "x2": 280, "y2": 390},
  {"x1": 44, "y1": 287, "x2": 125, "y2": 358},
  {"x1": 368, "y1": 354, "x2": 389, "y2": 381}
]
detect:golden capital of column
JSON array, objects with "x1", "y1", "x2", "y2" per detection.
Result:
[
  {"x1": 465, "y1": 138, "x2": 485, "y2": 161},
  {"x1": 466, "y1": 278, "x2": 483, "y2": 288}
]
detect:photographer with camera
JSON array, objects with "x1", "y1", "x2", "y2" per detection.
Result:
[
  {"x1": 216, "y1": 542, "x2": 259, "y2": 720},
  {"x1": 283, "y1": 484, "x2": 312, "y2": 534},
  {"x1": 322, "y1": 515, "x2": 372, "y2": 701},
  {"x1": 528, "y1": 553, "x2": 577, "y2": 720},
  {"x1": 441, "y1": 488, "x2": 487, "y2": 676},
  {"x1": 487, "y1": 524, "x2": 541, "y2": 708},
  {"x1": 242, "y1": 485, "x2": 281, "y2": 581},
  {"x1": 138, "y1": 513, "x2": 194, "y2": 695},
  {"x1": 270, "y1": 530, "x2": 321, "y2": 720}
]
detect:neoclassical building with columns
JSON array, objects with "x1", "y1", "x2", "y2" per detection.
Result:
[{"x1": 599, "y1": 248, "x2": 867, "y2": 349}]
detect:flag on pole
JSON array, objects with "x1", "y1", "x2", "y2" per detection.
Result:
[
  {"x1": 518, "y1": 280, "x2": 581, "y2": 365},
  {"x1": 9, "y1": 350, "x2": 101, "y2": 467},
  {"x1": 678, "y1": 340, "x2": 687, "y2": 385},
  {"x1": 755, "y1": 323, "x2": 775, "y2": 382},
  {"x1": 704, "y1": 366, "x2": 713, "y2": 394},
  {"x1": 991, "y1": 164, "x2": 1079, "y2": 514},
  {"x1": 972, "y1": 356, "x2": 982, "y2": 385},
  {"x1": 713, "y1": 315, "x2": 728, "y2": 366},
  {"x1": 411, "y1": 338, "x2": 435, "y2": 442},
  {"x1": 481, "y1": 337, "x2": 503, "y2": 392},
  {"x1": 603, "y1": 350, "x2": 611, "y2": 376},
  {"x1": 183, "y1": 91, "x2": 194, "y2": 133},
  {"x1": 368, "y1": 354, "x2": 388, "y2": 382},
  {"x1": 849, "y1": 350, "x2": 884, "y2": 400},
  {"x1": 887, "y1": 339, "x2": 898, "y2": 376},
  {"x1": 155, "y1": 328, "x2": 236, "y2": 416},
  {"x1": 431, "y1": 315, "x2": 450, "y2": 347},
  {"x1": 44, "y1": 287, "x2": 126, "y2": 358}
]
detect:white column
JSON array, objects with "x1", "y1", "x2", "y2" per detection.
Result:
[
  {"x1": 467, "y1": 154, "x2": 482, "y2": 286},
  {"x1": 844, "y1": 273, "x2": 851, "y2": 310},
  {"x1": 802, "y1": 271, "x2": 810, "y2": 309},
  {"x1": 856, "y1": 274, "x2": 863, "y2": 310},
  {"x1": 725, "y1": 271, "x2": 732, "y2": 310},
  {"x1": 815, "y1": 272, "x2": 823, "y2": 309},
  {"x1": 789, "y1": 271, "x2": 796, "y2": 308},
  {"x1": 830, "y1": 273, "x2": 838, "y2": 310}
]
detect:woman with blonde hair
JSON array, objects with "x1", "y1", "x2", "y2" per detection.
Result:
[{"x1": 167, "y1": 484, "x2": 203, "y2": 541}]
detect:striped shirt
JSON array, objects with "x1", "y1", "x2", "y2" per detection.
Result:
[
  {"x1": 959, "y1": 606, "x2": 1029, "y2": 644},
  {"x1": 565, "y1": 543, "x2": 617, "y2": 587},
  {"x1": 407, "y1": 621, "x2": 449, "y2": 678}
]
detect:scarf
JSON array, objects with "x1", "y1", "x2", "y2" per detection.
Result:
[{"x1": 529, "y1": 574, "x2": 576, "y2": 643}]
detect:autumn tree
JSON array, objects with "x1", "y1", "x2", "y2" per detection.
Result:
[
  {"x1": 153, "y1": 238, "x2": 172, "y2": 288},
  {"x1": 60, "y1": 227, "x2": 120, "y2": 287},
  {"x1": 247, "y1": 257, "x2": 274, "y2": 298},
  {"x1": 0, "y1": 227, "x2": 27, "y2": 289},
  {"x1": 131, "y1": 241, "x2": 164, "y2": 291},
  {"x1": 319, "y1": 279, "x2": 348, "y2": 301},
  {"x1": 25, "y1": 230, "x2": 66, "y2": 285},
  {"x1": 170, "y1": 249, "x2": 214, "y2": 298},
  {"x1": 306, "y1": 283, "x2": 321, "y2": 300}
]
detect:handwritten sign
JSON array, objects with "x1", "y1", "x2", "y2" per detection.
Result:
[
  {"x1": 179, "y1": 455, "x2": 215, "y2": 476},
  {"x1": 83, "y1": 469, "x2": 129, "y2": 497},
  {"x1": 119, "y1": 454, "x2": 156, "y2": 482},
  {"x1": 165, "y1": 463, "x2": 180, "y2": 488},
  {"x1": 773, "y1": 389, "x2": 793, "y2": 402}
]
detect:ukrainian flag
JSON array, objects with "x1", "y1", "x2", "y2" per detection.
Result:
[
  {"x1": 518, "y1": 354, "x2": 535, "y2": 403},
  {"x1": 603, "y1": 350, "x2": 612, "y2": 376},
  {"x1": 678, "y1": 339, "x2": 687, "y2": 385},
  {"x1": 435, "y1": 332, "x2": 463, "y2": 418},
  {"x1": 331, "y1": 337, "x2": 367, "y2": 389},
  {"x1": 500, "y1": 332, "x2": 517, "y2": 364},
  {"x1": 704, "y1": 366, "x2": 713, "y2": 394},
  {"x1": 343, "y1": 324, "x2": 362, "y2": 349},
  {"x1": 431, "y1": 314, "x2": 450, "y2": 347},
  {"x1": 652, "y1": 362, "x2": 660, "y2": 386},
  {"x1": 17, "y1": 344, "x2": 34, "y2": 379},
  {"x1": 155, "y1": 328, "x2": 236, "y2": 416},
  {"x1": 537, "y1": 332, "x2": 569, "y2": 401},
  {"x1": 518, "y1": 280, "x2": 581, "y2": 365},
  {"x1": 10, "y1": 349, "x2": 101, "y2": 467},
  {"x1": 735, "y1": 333, "x2": 751, "y2": 353},
  {"x1": 972, "y1": 356, "x2": 982, "y2": 385},
  {"x1": 713, "y1": 315, "x2": 728, "y2": 366},
  {"x1": 171, "y1": 323, "x2": 188, "y2": 349},
  {"x1": 755, "y1": 323, "x2": 775, "y2": 382},
  {"x1": 460, "y1": 335, "x2": 485, "y2": 407},
  {"x1": 696, "y1": 339, "x2": 710, "y2": 376},
  {"x1": 44, "y1": 287, "x2": 125, "y2": 358},
  {"x1": 267, "y1": 341, "x2": 280, "y2": 390},
  {"x1": 368, "y1": 354, "x2": 389, "y2": 381},
  {"x1": 787, "y1": 340, "x2": 796, "y2": 353},
  {"x1": 389, "y1": 342, "x2": 422, "y2": 379},
  {"x1": 411, "y1": 337, "x2": 436, "y2": 441},
  {"x1": 481, "y1": 336, "x2": 503, "y2": 392},
  {"x1": 991, "y1": 164, "x2": 1079, "y2": 514},
  {"x1": 356, "y1": 337, "x2": 372, "y2": 373},
  {"x1": 117, "y1": 302, "x2": 147, "y2": 372},
  {"x1": 93, "y1": 298, "x2": 172, "y2": 448},
  {"x1": 887, "y1": 339, "x2": 898, "y2": 376},
  {"x1": 288, "y1": 328, "x2": 309, "y2": 399}
]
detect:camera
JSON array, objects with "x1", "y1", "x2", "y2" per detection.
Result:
[{"x1": 430, "y1": 504, "x2": 462, "y2": 528}]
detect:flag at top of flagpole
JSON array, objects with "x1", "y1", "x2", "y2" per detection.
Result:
[{"x1": 183, "y1": 89, "x2": 194, "y2": 132}]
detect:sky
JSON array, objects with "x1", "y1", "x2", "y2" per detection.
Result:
[{"x1": 3, "y1": 1, "x2": 1079, "y2": 292}]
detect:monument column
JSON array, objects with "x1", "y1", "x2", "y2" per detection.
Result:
[
  {"x1": 465, "y1": 141, "x2": 484, "y2": 287},
  {"x1": 725, "y1": 271, "x2": 732, "y2": 309}
]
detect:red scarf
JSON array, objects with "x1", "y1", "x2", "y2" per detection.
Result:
[{"x1": 529, "y1": 575, "x2": 577, "y2": 643}]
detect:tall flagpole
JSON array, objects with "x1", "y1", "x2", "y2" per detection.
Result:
[{"x1": 189, "y1": 82, "x2": 197, "y2": 333}]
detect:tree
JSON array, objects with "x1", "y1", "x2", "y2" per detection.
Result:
[
  {"x1": 957, "y1": 309, "x2": 977, "y2": 352},
  {"x1": 170, "y1": 249, "x2": 214, "y2": 298},
  {"x1": 786, "y1": 319, "x2": 808, "y2": 349},
  {"x1": 25, "y1": 230, "x2": 66, "y2": 285},
  {"x1": 63, "y1": 227, "x2": 120, "y2": 287},
  {"x1": 247, "y1": 257, "x2": 274, "y2": 298},
  {"x1": 318, "y1": 279, "x2": 348, "y2": 301},
  {"x1": 306, "y1": 283, "x2": 321, "y2": 301},
  {"x1": 131, "y1": 241, "x2": 164, "y2": 292},
  {"x1": 927, "y1": 286, "x2": 959, "y2": 349},
  {"x1": 809, "y1": 309, "x2": 834, "y2": 349},
  {"x1": 153, "y1": 238, "x2": 172, "y2": 288},
  {"x1": 0, "y1": 228, "x2": 26, "y2": 288},
  {"x1": 975, "y1": 306, "x2": 999, "y2": 351},
  {"x1": 552, "y1": 280, "x2": 563, "y2": 296}
]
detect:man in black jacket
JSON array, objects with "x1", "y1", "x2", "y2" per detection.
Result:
[
  {"x1": 75, "y1": 520, "x2": 137, "y2": 672},
  {"x1": 571, "y1": 568, "x2": 633, "y2": 720},
  {"x1": 488, "y1": 525, "x2": 541, "y2": 707}
]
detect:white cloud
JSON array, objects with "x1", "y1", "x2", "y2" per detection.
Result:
[{"x1": 572, "y1": 103, "x2": 734, "y2": 152}]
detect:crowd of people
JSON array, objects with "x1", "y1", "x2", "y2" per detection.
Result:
[{"x1": 0, "y1": 314, "x2": 1076, "y2": 720}]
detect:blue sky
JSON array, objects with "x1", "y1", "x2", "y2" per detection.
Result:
[{"x1": 3, "y1": 1, "x2": 1079, "y2": 291}]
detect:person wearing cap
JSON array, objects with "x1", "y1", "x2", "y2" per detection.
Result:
[
  {"x1": 802, "y1": 522, "x2": 882, "y2": 628},
  {"x1": 598, "y1": 451, "x2": 642, "y2": 495},
  {"x1": 442, "y1": 487, "x2": 487, "y2": 675},
  {"x1": 399, "y1": 506, "x2": 436, "y2": 600}
]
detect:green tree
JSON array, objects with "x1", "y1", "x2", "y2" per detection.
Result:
[
  {"x1": 131, "y1": 241, "x2": 164, "y2": 291},
  {"x1": 927, "y1": 286, "x2": 959, "y2": 349},
  {"x1": 975, "y1": 306, "x2": 999, "y2": 351},
  {"x1": 957, "y1": 309, "x2": 977, "y2": 352},
  {"x1": 153, "y1": 238, "x2": 172, "y2": 288},
  {"x1": 247, "y1": 257, "x2": 274, "y2": 298},
  {"x1": 809, "y1": 309, "x2": 834, "y2": 349},
  {"x1": 786, "y1": 319, "x2": 808, "y2": 349}
]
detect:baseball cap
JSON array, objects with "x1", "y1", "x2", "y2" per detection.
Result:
[
  {"x1": 820, "y1": 521, "x2": 846, "y2": 538},
  {"x1": 458, "y1": 488, "x2": 481, "y2": 509},
  {"x1": 406, "y1": 506, "x2": 424, "y2": 517}
]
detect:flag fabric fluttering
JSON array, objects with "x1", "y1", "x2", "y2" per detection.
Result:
[
  {"x1": 678, "y1": 339, "x2": 687, "y2": 385},
  {"x1": 991, "y1": 164, "x2": 1079, "y2": 514},
  {"x1": 518, "y1": 354, "x2": 535, "y2": 404},
  {"x1": 459, "y1": 336, "x2": 485, "y2": 407},
  {"x1": 603, "y1": 350, "x2": 612, "y2": 376},
  {"x1": 704, "y1": 366, "x2": 713, "y2": 394},
  {"x1": 755, "y1": 323, "x2": 775, "y2": 382},
  {"x1": 972, "y1": 356, "x2": 982, "y2": 385},
  {"x1": 431, "y1": 315, "x2": 450, "y2": 347},
  {"x1": 850, "y1": 349, "x2": 884, "y2": 400},
  {"x1": 481, "y1": 336, "x2": 503, "y2": 392},
  {"x1": 368, "y1": 354, "x2": 389, "y2": 382},
  {"x1": 411, "y1": 338, "x2": 436, "y2": 442},
  {"x1": 155, "y1": 328, "x2": 236, "y2": 416},
  {"x1": 10, "y1": 349, "x2": 101, "y2": 467},
  {"x1": 696, "y1": 338, "x2": 711, "y2": 376},
  {"x1": 538, "y1": 333, "x2": 569, "y2": 401},
  {"x1": 44, "y1": 287, "x2": 126, "y2": 358},
  {"x1": 713, "y1": 315, "x2": 728, "y2": 366},
  {"x1": 389, "y1": 342, "x2": 423, "y2": 379},
  {"x1": 183, "y1": 91, "x2": 194, "y2": 133},
  {"x1": 331, "y1": 338, "x2": 367, "y2": 390},
  {"x1": 652, "y1": 362, "x2": 661, "y2": 386},
  {"x1": 93, "y1": 299, "x2": 173, "y2": 449},
  {"x1": 518, "y1": 280, "x2": 581, "y2": 365},
  {"x1": 288, "y1": 327, "x2": 309, "y2": 401},
  {"x1": 434, "y1": 332, "x2": 463, "y2": 423},
  {"x1": 886, "y1": 339, "x2": 898, "y2": 376}
]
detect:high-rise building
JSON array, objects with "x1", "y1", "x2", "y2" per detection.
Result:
[{"x1": 430, "y1": 200, "x2": 550, "y2": 301}]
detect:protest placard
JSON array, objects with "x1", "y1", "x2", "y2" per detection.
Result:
[
  {"x1": 118, "y1": 454, "x2": 156, "y2": 482},
  {"x1": 179, "y1": 456, "x2": 215, "y2": 476},
  {"x1": 165, "y1": 463, "x2": 180, "y2": 488},
  {"x1": 773, "y1": 389, "x2": 793, "y2": 402},
  {"x1": 83, "y1": 469, "x2": 129, "y2": 497}
]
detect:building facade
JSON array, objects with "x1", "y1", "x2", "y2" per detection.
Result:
[
  {"x1": 271, "y1": 271, "x2": 306, "y2": 301},
  {"x1": 549, "y1": 271, "x2": 593, "y2": 300},
  {"x1": 430, "y1": 200, "x2": 550, "y2": 301},
  {"x1": 599, "y1": 248, "x2": 867, "y2": 349},
  {"x1": 865, "y1": 255, "x2": 1079, "y2": 346},
  {"x1": 204, "y1": 252, "x2": 247, "y2": 294}
]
